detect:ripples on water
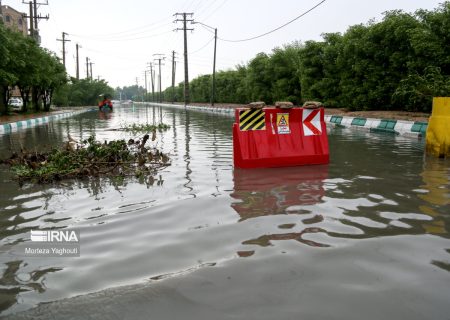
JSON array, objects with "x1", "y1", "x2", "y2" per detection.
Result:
[{"x1": 0, "y1": 105, "x2": 449, "y2": 319}]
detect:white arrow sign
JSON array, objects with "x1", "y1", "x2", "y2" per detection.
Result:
[{"x1": 302, "y1": 109, "x2": 322, "y2": 136}]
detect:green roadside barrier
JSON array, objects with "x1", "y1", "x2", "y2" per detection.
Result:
[
  {"x1": 330, "y1": 116, "x2": 343, "y2": 125},
  {"x1": 370, "y1": 119, "x2": 398, "y2": 134},
  {"x1": 351, "y1": 117, "x2": 367, "y2": 126},
  {"x1": 411, "y1": 122, "x2": 428, "y2": 135}
]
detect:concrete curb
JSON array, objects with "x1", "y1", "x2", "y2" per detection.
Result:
[
  {"x1": 324, "y1": 115, "x2": 427, "y2": 138},
  {"x1": 0, "y1": 109, "x2": 91, "y2": 134},
  {"x1": 146, "y1": 103, "x2": 427, "y2": 138},
  {"x1": 146, "y1": 102, "x2": 235, "y2": 116}
]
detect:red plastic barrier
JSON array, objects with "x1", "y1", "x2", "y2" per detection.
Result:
[{"x1": 233, "y1": 107, "x2": 329, "y2": 168}]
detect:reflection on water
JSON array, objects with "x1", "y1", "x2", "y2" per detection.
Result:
[
  {"x1": 231, "y1": 166, "x2": 328, "y2": 220},
  {"x1": 419, "y1": 157, "x2": 450, "y2": 235},
  {"x1": 0, "y1": 260, "x2": 61, "y2": 312},
  {"x1": 419, "y1": 157, "x2": 450, "y2": 272},
  {"x1": 0, "y1": 106, "x2": 450, "y2": 319}
]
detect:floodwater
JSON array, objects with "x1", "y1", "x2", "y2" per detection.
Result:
[{"x1": 0, "y1": 105, "x2": 449, "y2": 319}]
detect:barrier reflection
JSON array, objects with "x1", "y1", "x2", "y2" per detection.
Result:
[
  {"x1": 418, "y1": 157, "x2": 450, "y2": 272},
  {"x1": 419, "y1": 157, "x2": 450, "y2": 235},
  {"x1": 231, "y1": 165, "x2": 328, "y2": 221}
]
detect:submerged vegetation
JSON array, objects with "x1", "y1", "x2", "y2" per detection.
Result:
[
  {"x1": 118, "y1": 123, "x2": 170, "y2": 133},
  {"x1": 2, "y1": 134, "x2": 170, "y2": 183}
]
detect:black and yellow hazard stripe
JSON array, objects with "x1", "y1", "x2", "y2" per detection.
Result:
[{"x1": 239, "y1": 109, "x2": 266, "y2": 131}]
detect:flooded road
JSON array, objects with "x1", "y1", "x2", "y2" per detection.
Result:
[{"x1": 0, "y1": 105, "x2": 449, "y2": 319}]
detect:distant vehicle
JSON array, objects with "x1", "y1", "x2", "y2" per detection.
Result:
[{"x1": 8, "y1": 98, "x2": 23, "y2": 110}]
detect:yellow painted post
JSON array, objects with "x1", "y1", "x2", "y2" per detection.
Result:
[{"x1": 426, "y1": 97, "x2": 450, "y2": 158}]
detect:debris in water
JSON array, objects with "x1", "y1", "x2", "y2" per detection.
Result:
[{"x1": 1, "y1": 134, "x2": 171, "y2": 184}]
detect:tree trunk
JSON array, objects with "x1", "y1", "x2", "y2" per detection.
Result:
[
  {"x1": 32, "y1": 87, "x2": 40, "y2": 112},
  {"x1": 43, "y1": 89, "x2": 52, "y2": 112},
  {"x1": 0, "y1": 86, "x2": 7, "y2": 116},
  {"x1": 20, "y1": 88, "x2": 30, "y2": 113}
]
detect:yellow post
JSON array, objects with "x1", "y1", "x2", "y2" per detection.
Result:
[{"x1": 426, "y1": 97, "x2": 450, "y2": 158}]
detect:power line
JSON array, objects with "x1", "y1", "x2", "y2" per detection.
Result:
[
  {"x1": 192, "y1": 0, "x2": 207, "y2": 13},
  {"x1": 198, "y1": 0, "x2": 228, "y2": 22},
  {"x1": 219, "y1": 0, "x2": 326, "y2": 43},
  {"x1": 70, "y1": 30, "x2": 173, "y2": 42},
  {"x1": 68, "y1": 16, "x2": 172, "y2": 39},
  {"x1": 189, "y1": 36, "x2": 214, "y2": 55},
  {"x1": 195, "y1": 0, "x2": 220, "y2": 17}
]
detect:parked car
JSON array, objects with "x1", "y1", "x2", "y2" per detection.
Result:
[{"x1": 8, "y1": 98, "x2": 23, "y2": 111}]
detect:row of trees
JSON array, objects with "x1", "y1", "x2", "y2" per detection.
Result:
[
  {"x1": 0, "y1": 24, "x2": 67, "y2": 115},
  {"x1": 154, "y1": 3, "x2": 449, "y2": 112},
  {"x1": 53, "y1": 78, "x2": 114, "y2": 107}
]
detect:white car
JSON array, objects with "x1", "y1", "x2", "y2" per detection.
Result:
[{"x1": 8, "y1": 98, "x2": 23, "y2": 110}]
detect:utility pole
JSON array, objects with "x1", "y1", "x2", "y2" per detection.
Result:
[
  {"x1": 148, "y1": 63, "x2": 155, "y2": 102},
  {"x1": 33, "y1": 0, "x2": 37, "y2": 30},
  {"x1": 86, "y1": 57, "x2": 89, "y2": 79},
  {"x1": 56, "y1": 32, "x2": 71, "y2": 69},
  {"x1": 0, "y1": 1, "x2": 3, "y2": 24},
  {"x1": 171, "y1": 50, "x2": 177, "y2": 103},
  {"x1": 136, "y1": 77, "x2": 140, "y2": 101},
  {"x1": 144, "y1": 70, "x2": 148, "y2": 95},
  {"x1": 153, "y1": 54, "x2": 165, "y2": 103},
  {"x1": 22, "y1": 0, "x2": 49, "y2": 44},
  {"x1": 28, "y1": 2, "x2": 34, "y2": 38},
  {"x1": 89, "y1": 61, "x2": 94, "y2": 80},
  {"x1": 174, "y1": 12, "x2": 194, "y2": 105},
  {"x1": 75, "y1": 43, "x2": 81, "y2": 80},
  {"x1": 193, "y1": 21, "x2": 218, "y2": 106}
]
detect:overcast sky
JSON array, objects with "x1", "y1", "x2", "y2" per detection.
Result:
[{"x1": 2, "y1": 0, "x2": 444, "y2": 90}]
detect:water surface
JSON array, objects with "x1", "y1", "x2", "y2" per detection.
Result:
[{"x1": 0, "y1": 105, "x2": 449, "y2": 319}]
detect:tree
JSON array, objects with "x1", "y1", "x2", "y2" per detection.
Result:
[
  {"x1": 128, "y1": 2, "x2": 450, "y2": 112},
  {"x1": 245, "y1": 53, "x2": 273, "y2": 103},
  {"x1": 269, "y1": 43, "x2": 302, "y2": 104},
  {"x1": 0, "y1": 25, "x2": 16, "y2": 115},
  {"x1": 35, "y1": 49, "x2": 67, "y2": 111},
  {"x1": 0, "y1": 24, "x2": 67, "y2": 113}
]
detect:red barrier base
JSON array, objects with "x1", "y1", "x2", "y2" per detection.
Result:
[{"x1": 233, "y1": 107, "x2": 329, "y2": 169}]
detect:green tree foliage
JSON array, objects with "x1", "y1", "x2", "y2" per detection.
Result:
[
  {"x1": 0, "y1": 24, "x2": 67, "y2": 115},
  {"x1": 152, "y1": 2, "x2": 449, "y2": 112},
  {"x1": 53, "y1": 78, "x2": 114, "y2": 107},
  {"x1": 0, "y1": 25, "x2": 16, "y2": 114}
]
